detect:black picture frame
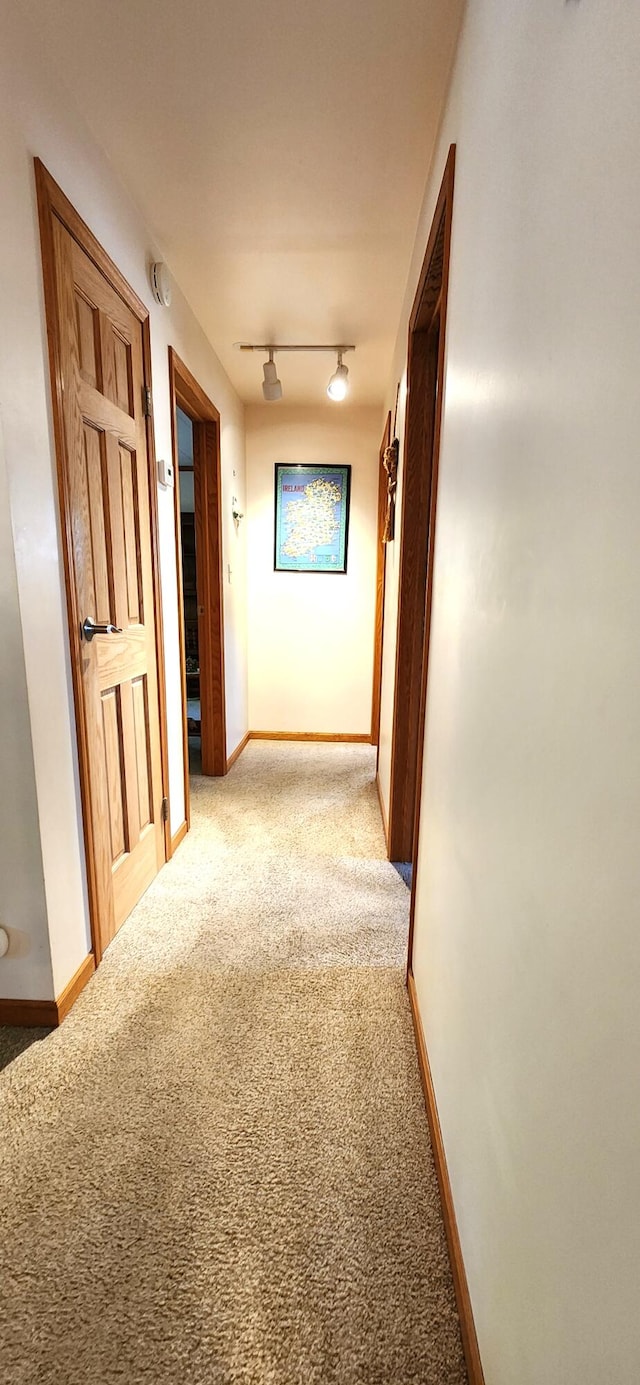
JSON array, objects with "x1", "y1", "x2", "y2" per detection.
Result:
[{"x1": 273, "y1": 463, "x2": 351, "y2": 573}]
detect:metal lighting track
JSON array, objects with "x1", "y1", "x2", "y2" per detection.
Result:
[{"x1": 234, "y1": 343, "x2": 355, "y2": 353}]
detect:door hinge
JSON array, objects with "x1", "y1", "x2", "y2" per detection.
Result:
[
  {"x1": 143, "y1": 385, "x2": 153, "y2": 417},
  {"x1": 161, "y1": 796, "x2": 169, "y2": 823}
]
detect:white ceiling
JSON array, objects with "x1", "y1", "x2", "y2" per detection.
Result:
[{"x1": 24, "y1": 0, "x2": 463, "y2": 405}]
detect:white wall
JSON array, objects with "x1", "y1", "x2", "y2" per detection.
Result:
[
  {"x1": 0, "y1": 417, "x2": 53, "y2": 1001},
  {"x1": 0, "y1": 0, "x2": 248, "y2": 1000},
  {"x1": 246, "y1": 405, "x2": 380, "y2": 734},
  {"x1": 378, "y1": 1, "x2": 640, "y2": 1381}
]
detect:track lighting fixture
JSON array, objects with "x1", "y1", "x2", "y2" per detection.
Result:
[
  {"x1": 327, "y1": 352, "x2": 349, "y2": 402},
  {"x1": 236, "y1": 342, "x2": 355, "y2": 402},
  {"x1": 262, "y1": 349, "x2": 282, "y2": 402}
]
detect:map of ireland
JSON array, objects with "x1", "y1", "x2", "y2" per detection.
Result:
[{"x1": 274, "y1": 465, "x2": 351, "y2": 572}]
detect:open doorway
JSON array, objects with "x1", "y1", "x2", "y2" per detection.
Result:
[
  {"x1": 176, "y1": 408, "x2": 202, "y2": 772},
  {"x1": 384, "y1": 147, "x2": 455, "y2": 959},
  {"x1": 169, "y1": 350, "x2": 227, "y2": 822},
  {"x1": 371, "y1": 411, "x2": 392, "y2": 750}
]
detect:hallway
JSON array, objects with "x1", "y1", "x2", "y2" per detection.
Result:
[{"x1": 0, "y1": 743, "x2": 466, "y2": 1385}]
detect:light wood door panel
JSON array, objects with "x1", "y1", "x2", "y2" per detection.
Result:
[{"x1": 51, "y1": 216, "x2": 165, "y2": 954}]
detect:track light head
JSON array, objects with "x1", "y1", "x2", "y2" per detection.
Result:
[
  {"x1": 262, "y1": 350, "x2": 283, "y2": 401},
  {"x1": 327, "y1": 353, "x2": 349, "y2": 401}
]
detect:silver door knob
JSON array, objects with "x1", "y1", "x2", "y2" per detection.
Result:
[{"x1": 81, "y1": 616, "x2": 123, "y2": 642}]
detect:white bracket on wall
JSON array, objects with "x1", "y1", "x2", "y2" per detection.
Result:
[{"x1": 157, "y1": 457, "x2": 174, "y2": 488}]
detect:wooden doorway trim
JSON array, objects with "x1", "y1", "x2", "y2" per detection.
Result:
[
  {"x1": 35, "y1": 159, "x2": 171, "y2": 964},
  {"x1": 387, "y1": 145, "x2": 455, "y2": 870},
  {"x1": 371, "y1": 412, "x2": 392, "y2": 749},
  {"x1": 168, "y1": 348, "x2": 227, "y2": 824},
  {"x1": 392, "y1": 152, "x2": 484, "y2": 1385}
]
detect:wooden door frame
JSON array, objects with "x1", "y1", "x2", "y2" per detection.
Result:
[
  {"x1": 387, "y1": 144, "x2": 455, "y2": 872},
  {"x1": 35, "y1": 159, "x2": 171, "y2": 966},
  {"x1": 399, "y1": 153, "x2": 486, "y2": 1385},
  {"x1": 371, "y1": 412, "x2": 392, "y2": 750},
  {"x1": 168, "y1": 348, "x2": 227, "y2": 825}
]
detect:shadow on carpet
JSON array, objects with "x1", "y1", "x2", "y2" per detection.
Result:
[
  {"x1": 392, "y1": 861, "x2": 413, "y2": 890},
  {"x1": 0, "y1": 1026, "x2": 51, "y2": 1073}
]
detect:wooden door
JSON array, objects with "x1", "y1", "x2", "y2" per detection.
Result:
[{"x1": 39, "y1": 167, "x2": 167, "y2": 961}]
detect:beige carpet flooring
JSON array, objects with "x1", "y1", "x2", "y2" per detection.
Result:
[{"x1": 0, "y1": 742, "x2": 467, "y2": 1385}]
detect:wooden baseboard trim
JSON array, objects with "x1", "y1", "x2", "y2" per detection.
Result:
[
  {"x1": 56, "y1": 952, "x2": 96, "y2": 1023},
  {"x1": 249, "y1": 731, "x2": 372, "y2": 743},
  {"x1": 0, "y1": 996, "x2": 58, "y2": 1027},
  {"x1": 0, "y1": 952, "x2": 96, "y2": 1029},
  {"x1": 375, "y1": 771, "x2": 390, "y2": 850},
  {"x1": 407, "y1": 967, "x2": 485, "y2": 1385},
  {"x1": 227, "y1": 730, "x2": 250, "y2": 769},
  {"x1": 170, "y1": 819, "x2": 189, "y2": 855}
]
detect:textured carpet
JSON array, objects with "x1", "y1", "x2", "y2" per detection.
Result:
[{"x1": 0, "y1": 742, "x2": 466, "y2": 1385}]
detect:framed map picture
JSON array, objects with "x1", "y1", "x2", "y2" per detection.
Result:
[{"x1": 274, "y1": 464, "x2": 351, "y2": 573}]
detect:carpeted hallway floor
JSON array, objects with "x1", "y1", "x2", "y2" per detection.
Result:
[{"x1": 0, "y1": 742, "x2": 467, "y2": 1385}]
